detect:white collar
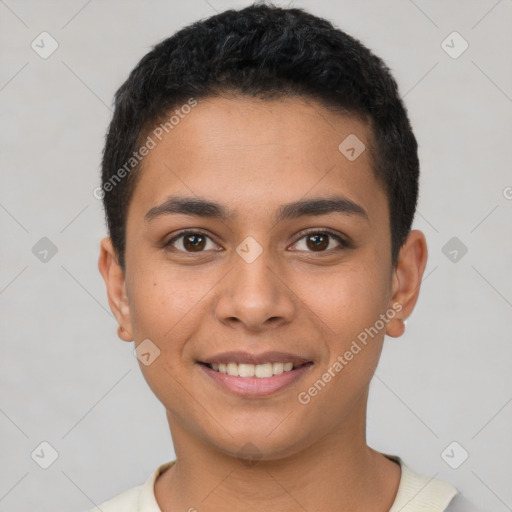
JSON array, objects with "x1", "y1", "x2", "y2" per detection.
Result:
[{"x1": 133, "y1": 455, "x2": 458, "y2": 511}]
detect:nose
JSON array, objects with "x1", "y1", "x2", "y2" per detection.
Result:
[{"x1": 213, "y1": 245, "x2": 296, "y2": 333}]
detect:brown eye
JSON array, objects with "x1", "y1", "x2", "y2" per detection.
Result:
[
  {"x1": 305, "y1": 233, "x2": 329, "y2": 251},
  {"x1": 164, "y1": 230, "x2": 217, "y2": 253},
  {"x1": 183, "y1": 233, "x2": 206, "y2": 251},
  {"x1": 291, "y1": 230, "x2": 348, "y2": 253}
]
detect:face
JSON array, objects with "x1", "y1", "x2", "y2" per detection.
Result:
[{"x1": 99, "y1": 95, "x2": 427, "y2": 461}]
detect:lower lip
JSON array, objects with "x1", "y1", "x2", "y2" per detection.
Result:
[{"x1": 198, "y1": 363, "x2": 313, "y2": 398}]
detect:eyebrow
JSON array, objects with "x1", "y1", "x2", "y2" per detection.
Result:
[{"x1": 144, "y1": 195, "x2": 369, "y2": 224}]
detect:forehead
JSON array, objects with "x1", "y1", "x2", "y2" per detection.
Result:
[{"x1": 126, "y1": 95, "x2": 387, "y2": 229}]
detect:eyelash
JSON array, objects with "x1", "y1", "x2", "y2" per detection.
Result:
[{"x1": 163, "y1": 228, "x2": 351, "y2": 254}]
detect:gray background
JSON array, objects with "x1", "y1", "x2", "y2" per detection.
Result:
[{"x1": 1, "y1": 0, "x2": 511, "y2": 510}]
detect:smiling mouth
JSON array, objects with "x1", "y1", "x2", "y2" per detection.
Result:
[{"x1": 199, "y1": 361, "x2": 313, "y2": 378}]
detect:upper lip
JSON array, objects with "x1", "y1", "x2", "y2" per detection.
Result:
[{"x1": 199, "y1": 351, "x2": 312, "y2": 366}]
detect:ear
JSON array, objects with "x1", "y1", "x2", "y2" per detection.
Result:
[
  {"x1": 386, "y1": 229, "x2": 428, "y2": 338},
  {"x1": 97, "y1": 236, "x2": 133, "y2": 342}
]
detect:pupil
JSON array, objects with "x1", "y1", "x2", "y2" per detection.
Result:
[
  {"x1": 308, "y1": 234, "x2": 328, "y2": 251},
  {"x1": 185, "y1": 234, "x2": 204, "y2": 251}
]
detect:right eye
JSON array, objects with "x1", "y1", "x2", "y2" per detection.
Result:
[{"x1": 163, "y1": 230, "x2": 221, "y2": 253}]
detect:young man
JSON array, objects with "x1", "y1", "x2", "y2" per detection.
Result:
[{"x1": 95, "y1": 3, "x2": 478, "y2": 511}]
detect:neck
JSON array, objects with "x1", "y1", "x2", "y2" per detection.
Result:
[{"x1": 154, "y1": 394, "x2": 401, "y2": 512}]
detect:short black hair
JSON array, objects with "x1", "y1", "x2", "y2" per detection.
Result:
[{"x1": 100, "y1": 2, "x2": 419, "y2": 271}]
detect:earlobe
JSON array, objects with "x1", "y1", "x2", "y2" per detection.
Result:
[
  {"x1": 385, "y1": 229, "x2": 428, "y2": 339},
  {"x1": 117, "y1": 324, "x2": 133, "y2": 342},
  {"x1": 386, "y1": 316, "x2": 406, "y2": 338},
  {"x1": 97, "y1": 237, "x2": 134, "y2": 342}
]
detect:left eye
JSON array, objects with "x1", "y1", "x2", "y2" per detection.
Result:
[{"x1": 291, "y1": 230, "x2": 348, "y2": 253}]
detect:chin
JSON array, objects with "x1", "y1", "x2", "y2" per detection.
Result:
[{"x1": 206, "y1": 426, "x2": 311, "y2": 464}]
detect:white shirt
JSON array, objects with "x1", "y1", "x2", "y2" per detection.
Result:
[{"x1": 88, "y1": 455, "x2": 479, "y2": 511}]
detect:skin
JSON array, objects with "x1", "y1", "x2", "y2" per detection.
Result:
[{"x1": 98, "y1": 94, "x2": 428, "y2": 512}]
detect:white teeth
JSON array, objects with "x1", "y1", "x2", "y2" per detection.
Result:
[
  {"x1": 255, "y1": 362, "x2": 273, "y2": 378},
  {"x1": 227, "y1": 362, "x2": 238, "y2": 376},
  {"x1": 210, "y1": 361, "x2": 299, "y2": 378},
  {"x1": 238, "y1": 363, "x2": 255, "y2": 377},
  {"x1": 272, "y1": 362, "x2": 284, "y2": 375}
]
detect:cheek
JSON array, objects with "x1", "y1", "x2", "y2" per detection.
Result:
[
  {"x1": 299, "y1": 258, "x2": 390, "y2": 340},
  {"x1": 127, "y1": 264, "x2": 218, "y2": 359},
  {"x1": 294, "y1": 263, "x2": 390, "y2": 424},
  {"x1": 127, "y1": 276, "x2": 171, "y2": 340}
]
